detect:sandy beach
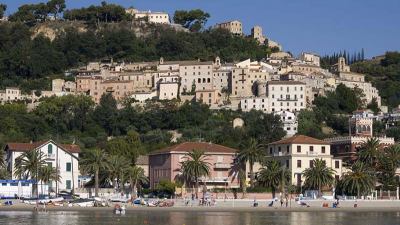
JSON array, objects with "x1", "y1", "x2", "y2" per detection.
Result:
[{"x1": 1, "y1": 199, "x2": 400, "y2": 212}]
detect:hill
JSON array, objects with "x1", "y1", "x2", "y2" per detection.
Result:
[{"x1": 351, "y1": 52, "x2": 400, "y2": 109}]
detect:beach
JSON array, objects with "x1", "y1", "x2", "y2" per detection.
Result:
[{"x1": 1, "y1": 199, "x2": 400, "y2": 212}]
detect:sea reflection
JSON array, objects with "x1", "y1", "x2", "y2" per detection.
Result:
[{"x1": 0, "y1": 211, "x2": 399, "y2": 225}]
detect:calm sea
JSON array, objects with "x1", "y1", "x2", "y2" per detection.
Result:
[{"x1": 0, "y1": 211, "x2": 399, "y2": 225}]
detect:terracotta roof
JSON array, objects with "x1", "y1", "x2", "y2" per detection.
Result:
[
  {"x1": 136, "y1": 155, "x2": 149, "y2": 165},
  {"x1": 151, "y1": 142, "x2": 238, "y2": 155},
  {"x1": 269, "y1": 135, "x2": 328, "y2": 145},
  {"x1": 5, "y1": 140, "x2": 81, "y2": 154}
]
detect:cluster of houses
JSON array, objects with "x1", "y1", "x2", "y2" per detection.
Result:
[{"x1": 1, "y1": 109, "x2": 394, "y2": 197}]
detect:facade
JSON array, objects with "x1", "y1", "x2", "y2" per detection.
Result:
[
  {"x1": 266, "y1": 81, "x2": 306, "y2": 112},
  {"x1": 126, "y1": 8, "x2": 170, "y2": 24},
  {"x1": 0, "y1": 180, "x2": 48, "y2": 198},
  {"x1": 275, "y1": 111, "x2": 298, "y2": 137},
  {"x1": 136, "y1": 155, "x2": 149, "y2": 177},
  {"x1": 325, "y1": 110, "x2": 395, "y2": 161},
  {"x1": 4, "y1": 140, "x2": 80, "y2": 193},
  {"x1": 0, "y1": 87, "x2": 27, "y2": 102},
  {"x1": 240, "y1": 81, "x2": 306, "y2": 113},
  {"x1": 214, "y1": 20, "x2": 243, "y2": 35},
  {"x1": 299, "y1": 52, "x2": 320, "y2": 67},
  {"x1": 158, "y1": 82, "x2": 179, "y2": 100},
  {"x1": 231, "y1": 59, "x2": 271, "y2": 98},
  {"x1": 267, "y1": 135, "x2": 343, "y2": 186},
  {"x1": 149, "y1": 142, "x2": 239, "y2": 190},
  {"x1": 195, "y1": 89, "x2": 222, "y2": 108},
  {"x1": 251, "y1": 25, "x2": 266, "y2": 44}
]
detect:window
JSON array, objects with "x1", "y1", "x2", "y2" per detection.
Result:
[
  {"x1": 286, "y1": 146, "x2": 289, "y2": 153},
  {"x1": 48, "y1": 144, "x2": 53, "y2": 154},
  {"x1": 269, "y1": 147, "x2": 273, "y2": 154},
  {"x1": 1, "y1": 183, "x2": 7, "y2": 186},
  {"x1": 66, "y1": 180, "x2": 71, "y2": 189},
  {"x1": 278, "y1": 146, "x2": 281, "y2": 152},
  {"x1": 297, "y1": 160, "x2": 301, "y2": 168},
  {"x1": 322, "y1": 146, "x2": 326, "y2": 154},
  {"x1": 66, "y1": 162, "x2": 72, "y2": 172},
  {"x1": 309, "y1": 160, "x2": 314, "y2": 168},
  {"x1": 297, "y1": 146, "x2": 301, "y2": 153},
  {"x1": 286, "y1": 160, "x2": 289, "y2": 168},
  {"x1": 335, "y1": 161, "x2": 340, "y2": 169},
  {"x1": 309, "y1": 146, "x2": 314, "y2": 152}
]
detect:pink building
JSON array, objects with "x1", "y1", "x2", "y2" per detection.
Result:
[{"x1": 149, "y1": 142, "x2": 239, "y2": 190}]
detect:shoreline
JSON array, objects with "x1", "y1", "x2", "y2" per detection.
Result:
[{"x1": 1, "y1": 205, "x2": 400, "y2": 213}]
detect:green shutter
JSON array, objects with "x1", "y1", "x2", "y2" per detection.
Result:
[
  {"x1": 48, "y1": 144, "x2": 53, "y2": 154},
  {"x1": 66, "y1": 180, "x2": 71, "y2": 189},
  {"x1": 66, "y1": 162, "x2": 72, "y2": 172}
]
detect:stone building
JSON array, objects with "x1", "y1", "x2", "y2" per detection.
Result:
[{"x1": 214, "y1": 20, "x2": 243, "y2": 35}]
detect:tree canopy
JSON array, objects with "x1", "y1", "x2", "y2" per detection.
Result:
[{"x1": 173, "y1": 9, "x2": 210, "y2": 32}]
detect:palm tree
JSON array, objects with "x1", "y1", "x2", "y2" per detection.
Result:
[
  {"x1": 14, "y1": 149, "x2": 47, "y2": 197},
  {"x1": 341, "y1": 161, "x2": 375, "y2": 198},
  {"x1": 39, "y1": 166, "x2": 61, "y2": 195},
  {"x1": 358, "y1": 137, "x2": 380, "y2": 168},
  {"x1": 80, "y1": 148, "x2": 109, "y2": 197},
  {"x1": 108, "y1": 155, "x2": 129, "y2": 191},
  {"x1": 180, "y1": 149, "x2": 211, "y2": 199},
  {"x1": 229, "y1": 159, "x2": 247, "y2": 198},
  {"x1": 0, "y1": 149, "x2": 5, "y2": 169},
  {"x1": 237, "y1": 138, "x2": 265, "y2": 188},
  {"x1": 303, "y1": 159, "x2": 335, "y2": 196},
  {"x1": 124, "y1": 166, "x2": 148, "y2": 198},
  {"x1": 258, "y1": 160, "x2": 290, "y2": 198}
]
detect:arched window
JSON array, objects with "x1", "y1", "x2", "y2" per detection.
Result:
[
  {"x1": 357, "y1": 125, "x2": 362, "y2": 133},
  {"x1": 362, "y1": 125, "x2": 367, "y2": 132},
  {"x1": 48, "y1": 144, "x2": 53, "y2": 154},
  {"x1": 366, "y1": 125, "x2": 371, "y2": 131}
]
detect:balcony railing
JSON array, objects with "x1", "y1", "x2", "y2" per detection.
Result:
[
  {"x1": 277, "y1": 98, "x2": 298, "y2": 101},
  {"x1": 214, "y1": 163, "x2": 231, "y2": 169},
  {"x1": 307, "y1": 151, "x2": 318, "y2": 156},
  {"x1": 199, "y1": 177, "x2": 228, "y2": 183}
]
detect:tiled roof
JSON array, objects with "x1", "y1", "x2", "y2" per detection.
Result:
[
  {"x1": 151, "y1": 142, "x2": 238, "y2": 155},
  {"x1": 269, "y1": 135, "x2": 328, "y2": 145},
  {"x1": 5, "y1": 140, "x2": 81, "y2": 153}
]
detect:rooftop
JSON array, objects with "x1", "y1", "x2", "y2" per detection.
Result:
[
  {"x1": 270, "y1": 135, "x2": 328, "y2": 145},
  {"x1": 268, "y1": 81, "x2": 305, "y2": 85},
  {"x1": 5, "y1": 140, "x2": 81, "y2": 154},
  {"x1": 151, "y1": 142, "x2": 238, "y2": 155}
]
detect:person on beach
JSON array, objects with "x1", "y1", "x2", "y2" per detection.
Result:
[{"x1": 280, "y1": 197, "x2": 284, "y2": 207}]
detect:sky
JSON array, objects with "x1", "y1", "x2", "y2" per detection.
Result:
[{"x1": 3, "y1": 0, "x2": 400, "y2": 58}]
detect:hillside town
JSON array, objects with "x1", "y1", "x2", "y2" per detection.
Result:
[{"x1": 1, "y1": 2, "x2": 400, "y2": 214}]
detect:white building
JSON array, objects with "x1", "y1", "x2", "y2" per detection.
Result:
[
  {"x1": 267, "y1": 81, "x2": 306, "y2": 112},
  {"x1": 158, "y1": 82, "x2": 179, "y2": 100},
  {"x1": 299, "y1": 52, "x2": 321, "y2": 67},
  {"x1": 126, "y1": 8, "x2": 170, "y2": 24},
  {"x1": 267, "y1": 135, "x2": 343, "y2": 186},
  {"x1": 4, "y1": 140, "x2": 80, "y2": 193},
  {"x1": 275, "y1": 111, "x2": 298, "y2": 137},
  {"x1": 0, "y1": 180, "x2": 49, "y2": 198},
  {"x1": 0, "y1": 87, "x2": 28, "y2": 103},
  {"x1": 240, "y1": 81, "x2": 306, "y2": 113}
]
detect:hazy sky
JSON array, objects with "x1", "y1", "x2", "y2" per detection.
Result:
[{"x1": 3, "y1": 0, "x2": 400, "y2": 58}]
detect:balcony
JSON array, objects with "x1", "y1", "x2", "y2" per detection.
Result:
[
  {"x1": 199, "y1": 177, "x2": 228, "y2": 183},
  {"x1": 214, "y1": 163, "x2": 231, "y2": 169},
  {"x1": 46, "y1": 154, "x2": 56, "y2": 159},
  {"x1": 277, "y1": 98, "x2": 298, "y2": 101},
  {"x1": 307, "y1": 151, "x2": 318, "y2": 156}
]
